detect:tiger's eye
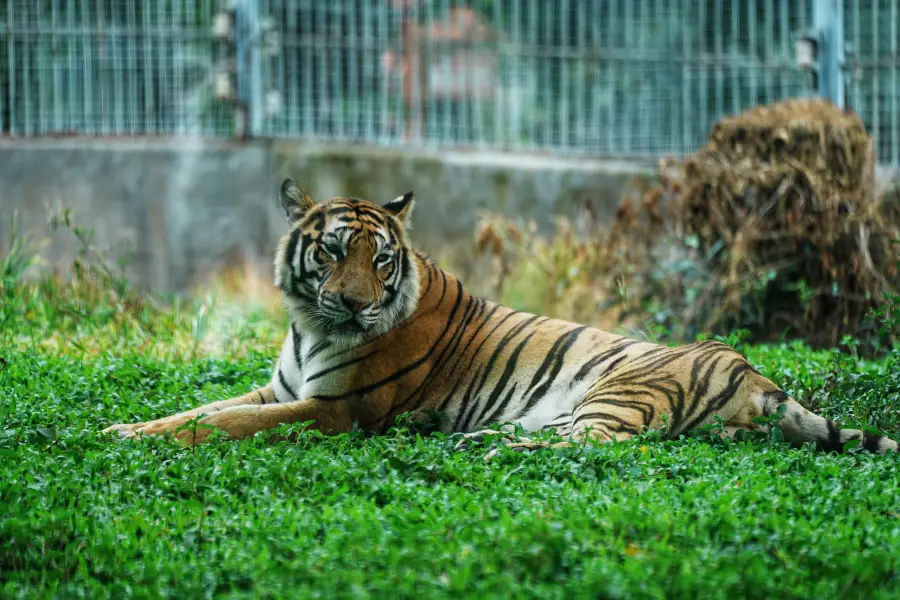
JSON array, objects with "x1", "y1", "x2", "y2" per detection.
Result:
[
  {"x1": 374, "y1": 254, "x2": 392, "y2": 267},
  {"x1": 323, "y1": 243, "x2": 343, "y2": 260}
]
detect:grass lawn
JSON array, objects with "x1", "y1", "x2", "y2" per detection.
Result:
[{"x1": 1, "y1": 277, "x2": 899, "y2": 600}]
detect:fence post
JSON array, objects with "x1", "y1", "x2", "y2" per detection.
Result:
[
  {"x1": 813, "y1": 0, "x2": 845, "y2": 107},
  {"x1": 233, "y1": 0, "x2": 264, "y2": 138}
]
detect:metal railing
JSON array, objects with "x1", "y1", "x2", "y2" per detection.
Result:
[
  {"x1": 843, "y1": 1, "x2": 900, "y2": 166},
  {"x1": 1, "y1": 0, "x2": 233, "y2": 136},
  {"x1": 255, "y1": 0, "x2": 815, "y2": 158},
  {"x1": 2, "y1": 1, "x2": 898, "y2": 164}
]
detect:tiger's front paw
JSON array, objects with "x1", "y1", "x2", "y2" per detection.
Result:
[
  {"x1": 101, "y1": 422, "x2": 147, "y2": 439},
  {"x1": 102, "y1": 414, "x2": 208, "y2": 442}
]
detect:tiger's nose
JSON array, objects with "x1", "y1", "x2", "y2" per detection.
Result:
[{"x1": 341, "y1": 295, "x2": 371, "y2": 314}]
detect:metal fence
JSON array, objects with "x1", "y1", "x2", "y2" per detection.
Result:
[
  {"x1": 1, "y1": 1, "x2": 234, "y2": 136},
  {"x1": 844, "y1": 1, "x2": 900, "y2": 168},
  {"x1": 2, "y1": 1, "x2": 899, "y2": 164}
]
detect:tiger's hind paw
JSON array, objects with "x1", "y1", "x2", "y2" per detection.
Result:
[
  {"x1": 483, "y1": 440, "x2": 572, "y2": 462},
  {"x1": 453, "y1": 428, "x2": 531, "y2": 452}
]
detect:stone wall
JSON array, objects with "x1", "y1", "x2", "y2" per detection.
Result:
[{"x1": 0, "y1": 138, "x2": 656, "y2": 295}]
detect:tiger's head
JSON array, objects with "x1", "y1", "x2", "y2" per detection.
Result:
[{"x1": 273, "y1": 178, "x2": 421, "y2": 342}]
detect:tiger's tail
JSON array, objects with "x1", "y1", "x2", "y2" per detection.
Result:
[{"x1": 760, "y1": 391, "x2": 898, "y2": 455}]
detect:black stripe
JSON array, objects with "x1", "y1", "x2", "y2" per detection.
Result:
[
  {"x1": 382, "y1": 249, "x2": 409, "y2": 308},
  {"x1": 457, "y1": 314, "x2": 541, "y2": 431},
  {"x1": 421, "y1": 259, "x2": 435, "y2": 298},
  {"x1": 400, "y1": 247, "x2": 413, "y2": 282},
  {"x1": 292, "y1": 286, "x2": 317, "y2": 304},
  {"x1": 278, "y1": 368, "x2": 298, "y2": 400},
  {"x1": 304, "y1": 350, "x2": 379, "y2": 383},
  {"x1": 545, "y1": 411, "x2": 572, "y2": 426},
  {"x1": 307, "y1": 339, "x2": 332, "y2": 362},
  {"x1": 677, "y1": 362, "x2": 750, "y2": 434},
  {"x1": 325, "y1": 207, "x2": 356, "y2": 217},
  {"x1": 821, "y1": 420, "x2": 845, "y2": 453},
  {"x1": 453, "y1": 365, "x2": 487, "y2": 431},
  {"x1": 480, "y1": 382, "x2": 519, "y2": 428},
  {"x1": 765, "y1": 390, "x2": 790, "y2": 405},
  {"x1": 433, "y1": 302, "x2": 499, "y2": 414},
  {"x1": 354, "y1": 205, "x2": 386, "y2": 219},
  {"x1": 357, "y1": 214, "x2": 384, "y2": 227},
  {"x1": 298, "y1": 235, "x2": 315, "y2": 280},
  {"x1": 475, "y1": 329, "x2": 540, "y2": 427},
  {"x1": 689, "y1": 350, "x2": 723, "y2": 397},
  {"x1": 432, "y1": 300, "x2": 497, "y2": 406},
  {"x1": 310, "y1": 211, "x2": 326, "y2": 233},
  {"x1": 291, "y1": 325, "x2": 304, "y2": 370},
  {"x1": 520, "y1": 327, "x2": 587, "y2": 413},
  {"x1": 607, "y1": 378, "x2": 686, "y2": 429},
  {"x1": 862, "y1": 434, "x2": 884, "y2": 453},
  {"x1": 572, "y1": 411, "x2": 641, "y2": 436},
  {"x1": 681, "y1": 354, "x2": 725, "y2": 426},
  {"x1": 256, "y1": 390, "x2": 268, "y2": 405},
  {"x1": 676, "y1": 353, "x2": 736, "y2": 429},
  {"x1": 580, "y1": 397, "x2": 656, "y2": 428},
  {"x1": 603, "y1": 346, "x2": 692, "y2": 387},
  {"x1": 389, "y1": 295, "x2": 482, "y2": 416},
  {"x1": 284, "y1": 229, "x2": 301, "y2": 277},
  {"x1": 449, "y1": 310, "x2": 523, "y2": 430},
  {"x1": 570, "y1": 339, "x2": 638, "y2": 385}
]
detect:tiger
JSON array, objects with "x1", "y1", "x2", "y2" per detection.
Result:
[{"x1": 103, "y1": 178, "x2": 899, "y2": 457}]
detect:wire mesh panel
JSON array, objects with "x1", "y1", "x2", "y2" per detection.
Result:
[
  {"x1": 253, "y1": 1, "x2": 395, "y2": 142},
  {"x1": 843, "y1": 0, "x2": 900, "y2": 166},
  {"x1": 1, "y1": 0, "x2": 232, "y2": 136},
  {"x1": 256, "y1": 0, "x2": 816, "y2": 156},
  {"x1": 8, "y1": 0, "x2": 900, "y2": 165}
]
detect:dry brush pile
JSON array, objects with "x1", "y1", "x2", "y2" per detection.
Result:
[{"x1": 477, "y1": 98, "x2": 900, "y2": 348}]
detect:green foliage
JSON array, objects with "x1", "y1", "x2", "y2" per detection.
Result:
[
  {"x1": 0, "y1": 212, "x2": 48, "y2": 292},
  {"x1": 1, "y1": 245, "x2": 899, "y2": 598}
]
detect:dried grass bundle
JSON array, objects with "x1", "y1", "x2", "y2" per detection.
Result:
[
  {"x1": 661, "y1": 98, "x2": 897, "y2": 345},
  {"x1": 479, "y1": 99, "x2": 899, "y2": 348}
]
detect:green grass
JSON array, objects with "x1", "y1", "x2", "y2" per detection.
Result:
[{"x1": 1, "y1": 272, "x2": 899, "y2": 600}]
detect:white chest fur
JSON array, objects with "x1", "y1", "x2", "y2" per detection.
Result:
[
  {"x1": 297, "y1": 334, "x2": 349, "y2": 400},
  {"x1": 271, "y1": 329, "x2": 364, "y2": 403}
]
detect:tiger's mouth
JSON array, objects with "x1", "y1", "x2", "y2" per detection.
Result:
[{"x1": 327, "y1": 315, "x2": 368, "y2": 335}]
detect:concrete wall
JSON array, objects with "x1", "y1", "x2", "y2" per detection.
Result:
[{"x1": 0, "y1": 138, "x2": 656, "y2": 295}]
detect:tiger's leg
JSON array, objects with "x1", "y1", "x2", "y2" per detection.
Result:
[
  {"x1": 480, "y1": 354, "x2": 899, "y2": 459},
  {"x1": 560, "y1": 378, "x2": 900, "y2": 455},
  {"x1": 453, "y1": 408, "x2": 582, "y2": 452},
  {"x1": 476, "y1": 352, "x2": 758, "y2": 461},
  {"x1": 478, "y1": 355, "x2": 800, "y2": 459},
  {"x1": 109, "y1": 393, "x2": 355, "y2": 446},
  {"x1": 102, "y1": 384, "x2": 277, "y2": 439},
  {"x1": 173, "y1": 396, "x2": 356, "y2": 445},
  {"x1": 481, "y1": 419, "x2": 635, "y2": 461},
  {"x1": 470, "y1": 400, "x2": 635, "y2": 461}
]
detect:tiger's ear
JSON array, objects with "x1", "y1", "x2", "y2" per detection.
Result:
[
  {"x1": 280, "y1": 178, "x2": 314, "y2": 225},
  {"x1": 382, "y1": 191, "x2": 415, "y2": 225}
]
